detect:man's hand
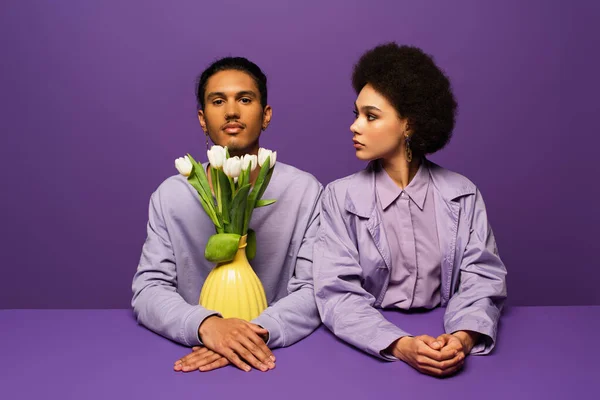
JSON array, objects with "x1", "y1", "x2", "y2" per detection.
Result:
[
  {"x1": 198, "y1": 316, "x2": 276, "y2": 372},
  {"x1": 174, "y1": 347, "x2": 230, "y2": 372},
  {"x1": 388, "y1": 335, "x2": 464, "y2": 377}
]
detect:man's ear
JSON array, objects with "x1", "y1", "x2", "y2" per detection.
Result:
[
  {"x1": 262, "y1": 105, "x2": 272, "y2": 131},
  {"x1": 198, "y1": 110, "x2": 207, "y2": 132}
]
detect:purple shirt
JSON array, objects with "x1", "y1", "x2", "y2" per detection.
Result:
[
  {"x1": 377, "y1": 162, "x2": 442, "y2": 309},
  {"x1": 132, "y1": 162, "x2": 323, "y2": 349}
]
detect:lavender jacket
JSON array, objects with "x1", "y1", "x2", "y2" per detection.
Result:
[{"x1": 314, "y1": 160, "x2": 507, "y2": 359}]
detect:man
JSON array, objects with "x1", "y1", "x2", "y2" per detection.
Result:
[{"x1": 132, "y1": 57, "x2": 322, "y2": 373}]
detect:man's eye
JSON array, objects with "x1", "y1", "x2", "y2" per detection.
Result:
[
  {"x1": 213, "y1": 99, "x2": 224, "y2": 106},
  {"x1": 240, "y1": 98, "x2": 251, "y2": 104}
]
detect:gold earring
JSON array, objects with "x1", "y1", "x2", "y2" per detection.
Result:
[{"x1": 405, "y1": 133, "x2": 412, "y2": 163}]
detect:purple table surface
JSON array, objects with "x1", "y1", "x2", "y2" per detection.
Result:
[{"x1": 1, "y1": 306, "x2": 598, "y2": 400}]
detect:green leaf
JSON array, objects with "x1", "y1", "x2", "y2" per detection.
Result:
[
  {"x1": 243, "y1": 157, "x2": 271, "y2": 233},
  {"x1": 238, "y1": 166, "x2": 249, "y2": 189},
  {"x1": 210, "y1": 167, "x2": 220, "y2": 211},
  {"x1": 229, "y1": 183, "x2": 251, "y2": 234},
  {"x1": 204, "y1": 233, "x2": 241, "y2": 263},
  {"x1": 217, "y1": 169, "x2": 231, "y2": 224},
  {"x1": 255, "y1": 199, "x2": 276, "y2": 207},
  {"x1": 246, "y1": 229, "x2": 257, "y2": 260},
  {"x1": 186, "y1": 154, "x2": 221, "y2": 230},
  {"x1": 186, "y1": 154, "x2": 212, "y2": 203},
  {"x1": 256, "y1": 166, "x2": 274, "y2": 201}
]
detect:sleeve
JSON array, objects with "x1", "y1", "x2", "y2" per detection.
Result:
[
  {"x1": 131, "y1": 188, "x2": 220, "y2": 347},
  {"x1": 444, "y1": 189, "x2": 508, "y2": 355},
  {"x1": 252, "y1": 185, "x2": 324, "y2": 348},
  {"x1": 313, "y1": 185, "x2": 410, "y2": 360}
]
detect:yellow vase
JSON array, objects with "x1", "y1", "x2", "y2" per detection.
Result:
[{"x1": 199, "y1": 235, "x2": 267, "y2": 321}]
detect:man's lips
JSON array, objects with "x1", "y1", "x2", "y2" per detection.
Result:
[{"x1": 222, "y1": 122, "x2": 244, "y2": 133}]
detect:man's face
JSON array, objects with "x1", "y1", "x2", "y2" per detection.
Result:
[{"x1": 198, "y1": 70, "x2": 272, "y2": 156}]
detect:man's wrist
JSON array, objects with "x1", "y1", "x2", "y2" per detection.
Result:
[{"x1": 198, "y1": 315, "x2": 221, "y2": 340}]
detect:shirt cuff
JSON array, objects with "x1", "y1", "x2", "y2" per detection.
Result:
[
  {"x1": 371, "y1": 328, "x2": 412, "y2": 361},
  {"x1": 252, "y1": 313, "x2": 284, "y2": 348},
  {"x1": 445, "y1": 321, "x2": 496, "y2": 355},
  {"x1": 183, "y1": 307, "x2": 221, "y2": 347}
]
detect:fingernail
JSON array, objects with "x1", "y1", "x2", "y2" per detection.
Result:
[
  {"x1": 268, "y1": 362, "x2": 275, "y2": 368},
  {"x1": 270, "y1": 356, "x2": 276, "y2": 362},
  {"x1": 245, "y1": 366, "x2": 251, "y2": 372}
]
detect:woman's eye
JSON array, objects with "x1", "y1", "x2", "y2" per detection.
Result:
[
  {"x1": 352, "y1": 110, "x2": 358, "y2": 119},
  {"x1": 367, "y1": 114, "x2": 376, "y2": 121}
]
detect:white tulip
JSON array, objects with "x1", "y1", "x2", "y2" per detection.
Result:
[
  {"x1": 258, "y1": 148, "x2": 277, "y2": 169},
  {"x1": 241, "y1": 154, "x2": 258, "y2": 172},
  {"x1": 174, "y1": 156, "x2": 192, "y2": 177},
  {"x1": 223, "y1": 156, "x2": 242, "y2": 178},
  {"x1": 206, "y1": 145, "x2": 227, "y2": 169}
]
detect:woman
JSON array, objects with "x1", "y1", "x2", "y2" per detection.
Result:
[{"x1": 313, "y1": 43, "x2": 507, "y2": 377}]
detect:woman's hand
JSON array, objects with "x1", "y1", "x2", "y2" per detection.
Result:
[{"x1": 388, "y1": 335, "x2": 465, "y2": 377}]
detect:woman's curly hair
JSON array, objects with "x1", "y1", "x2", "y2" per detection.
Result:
[{"x1": 352, "y1": 43, "x2": 457, "y2": 155}]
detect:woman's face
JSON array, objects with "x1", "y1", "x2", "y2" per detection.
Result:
[{"x1": 350, "y1": 84, "x2": 408, "y2": 161}]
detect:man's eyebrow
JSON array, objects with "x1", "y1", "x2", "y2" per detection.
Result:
[
  {"x1": 236, "y1": 90, "x2": 258, "y2": 98},
  {"x1": 206, "y1": 90, "x2": 258, "y2": 99},
  {"x1": 206, "y1": 91, "x2": 226, "y2": 99}
]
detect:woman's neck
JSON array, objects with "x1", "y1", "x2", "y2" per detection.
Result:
[{"x1": 381, "y1": 153, "x2": 422, "y2": 189}]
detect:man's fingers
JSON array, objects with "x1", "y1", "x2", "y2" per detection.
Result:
[
  {"x1": 225, "y1": 350, "x2": 252, "y2": 372},
  {"x1": 174, "y1": 347, "x2": 209, "y2": 369},
  {"x1": 246, "y1": 331, "x2": 276, "y2": 364},
  {"x1": 248, "y1": 323, "x2": 269, "y2": 335},
  {"x1": 230, "y1": 341, "x2": 269, "y2": 372},
  {"x1": 199, "y1": 357, "x2": 230, "y2": 372},
  {"x1": 194, "y1": 352, "x2": 224, "y2": 369},
  {"x1": 180, "y1": 352, "x2": 218, "y2": 372}
]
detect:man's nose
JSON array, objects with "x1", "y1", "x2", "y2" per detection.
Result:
[{"x1": 225, "y1": 101, "x2": 240, "y2": 119}]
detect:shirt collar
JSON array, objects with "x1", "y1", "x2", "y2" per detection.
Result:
[{"x1": 375, "y1": 161, "x2": 430, "y2": 211}]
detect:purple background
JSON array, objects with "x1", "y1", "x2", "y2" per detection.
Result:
[{"x1": 1, "y1": 0, "x2": 598, "y2": 309}]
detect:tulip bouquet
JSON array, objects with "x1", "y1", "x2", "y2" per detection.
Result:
[{"x1": 174, "y1": 146, "x2": 277, "y2": 264}]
